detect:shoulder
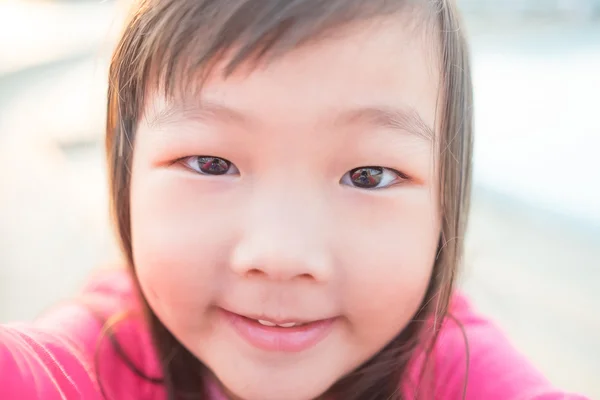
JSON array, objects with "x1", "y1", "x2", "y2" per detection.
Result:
[
  {"x1": 0, "y1": 267, "x2": 164, "y2": 400},
  {"x1": 424, "y1": 292, "x2": 590, "y2": 400},
  {"x1": 82, "y1": 268, "x2": 164, "y2": 398}
]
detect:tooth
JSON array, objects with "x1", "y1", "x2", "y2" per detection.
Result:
[
  {"x1": 277, "y1": 322, "x2": 297, "y2": 328},
  {"x1": 257, "y1": 319, "x2": 277, "y2": 327}
]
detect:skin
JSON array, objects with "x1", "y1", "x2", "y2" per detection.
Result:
[{"x1": 130, "y1": 16, "x2": 441, "y2": 400}]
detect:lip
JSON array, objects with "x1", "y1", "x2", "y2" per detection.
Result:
[{"x1": 221, "y1": 309, "x2": 335, "y2": 353}]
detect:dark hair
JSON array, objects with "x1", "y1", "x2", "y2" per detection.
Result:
[{"x1": 104, "y1": 0, "x2": 473, "y2": 399}]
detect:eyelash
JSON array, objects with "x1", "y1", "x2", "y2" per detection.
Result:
[
  {"x1": 181, "y1": 156, "x2": 239, "y2": 176},
  {"x1": 341, "y1": 166, "x2": 408, "y2": 190},
  {"x1": 179, "y1": 156, "x2": 408, "y2": 189}
]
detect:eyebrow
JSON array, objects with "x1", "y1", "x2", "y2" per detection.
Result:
[
  {"x1": 148, "y1": 100, "x2": 434, "y2": 141},
  {"x1": 147, "y1": 100, "x2": 248, "y2": 128},
  {"x1": 335, "y1": 106, "x2": 435, "y2": 142}
]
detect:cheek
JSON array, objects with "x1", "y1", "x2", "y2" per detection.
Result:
[
  {"x1": 129, "y1": 166, "x2": 240, "y2": 326},
  {"x1": 338, "y1": 188, "x2": 439, "y2": 338}
]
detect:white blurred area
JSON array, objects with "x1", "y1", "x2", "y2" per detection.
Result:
[{"x1": 0, "y1": 0, "x2": 598, "y2": 397}]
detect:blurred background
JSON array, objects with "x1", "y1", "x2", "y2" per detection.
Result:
[{"x1": 0, "y1": 0, "x2": 598, "y2": 397}]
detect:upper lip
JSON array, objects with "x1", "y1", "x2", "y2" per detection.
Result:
[{"x1": 223, "y1": 309, "x2": 324, "y2": 325}]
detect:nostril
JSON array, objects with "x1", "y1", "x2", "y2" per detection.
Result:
[{"x1": 246, "y1": 268, "x2": 265, "y2": 278}]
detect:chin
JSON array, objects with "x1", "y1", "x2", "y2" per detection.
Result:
[
  {"x1": 216, "y1": 370, "x2": 335, "y2": 400},
  {"x1": 227, "y1": 384, "x2": 328, "y2": 400}
]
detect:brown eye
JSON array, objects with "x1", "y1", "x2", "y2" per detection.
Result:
[
  {"x1": 349, "y1": 167, "x2": 383, "y2": 189},
  {"x1": 184, "y1": 156, "x2": 239, "y2": 176},
  {"x1": 197, "y1": 156, "x2": 230, "y2": 175},
  {"x1": 341, "y1": 166, "x2": 405, "y2": 189}
]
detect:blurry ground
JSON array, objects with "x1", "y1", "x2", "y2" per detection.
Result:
[{"x1": 0, "y1": 2, "x2": 598, "y2": 398}]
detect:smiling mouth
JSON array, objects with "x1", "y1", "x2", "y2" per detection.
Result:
[
  {"x1": 221, "y1": 310, "x2": 336, "y2": 352},
  {"x1": 256, "y1": 319, "x2": 306, "y2": 328}
]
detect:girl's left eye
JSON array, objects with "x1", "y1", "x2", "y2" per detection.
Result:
[
  {"x1": 340, "y1": 166, "x2": 407, "y2": 189},
  {"x1": 182, "y1": 156, "x2": 239, "y2": 176}
]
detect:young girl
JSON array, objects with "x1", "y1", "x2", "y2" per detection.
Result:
[{"x1": 0, "y1": 0, "x2": 591, "y2": 399}]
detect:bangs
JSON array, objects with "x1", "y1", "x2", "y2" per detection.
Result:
[{"x1": 112, "y1": 0, "x2": 427, "y2": 108}]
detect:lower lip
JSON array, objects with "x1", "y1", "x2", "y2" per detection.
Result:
[{"x1": 222, "y1": 310, "x2": 335, "y2": 353}]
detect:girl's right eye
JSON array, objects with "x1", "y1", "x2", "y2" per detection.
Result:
[{"x1": 182, "y1": 156, "x2": 239, "y2": 176}]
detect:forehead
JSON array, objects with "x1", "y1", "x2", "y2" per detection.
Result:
[{"x1": 143, "y1": 16, "x2": 441, "y2": 137}]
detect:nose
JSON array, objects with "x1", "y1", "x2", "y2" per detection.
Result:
[
  {"x1": 230, "y1": 235, "x2": 333, "y2": 282},
  {"x1": 229, "y1": 191, "x2": 334, "y2": 283}
]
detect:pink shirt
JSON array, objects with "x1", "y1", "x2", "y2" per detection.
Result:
[{"x1": 0, "y1": 269, "x2": 590, "y2": 400}]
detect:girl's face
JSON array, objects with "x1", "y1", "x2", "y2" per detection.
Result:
[{"x1": 130, "y1": 17, "x2": 441, "y2": 400}]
